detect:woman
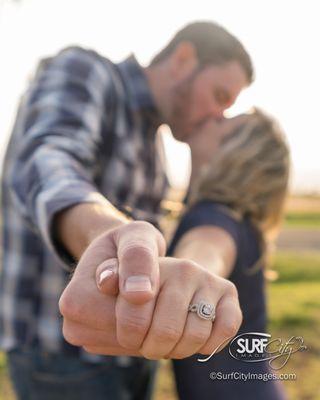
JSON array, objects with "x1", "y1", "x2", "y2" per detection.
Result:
[
  {"x1": 168, "y1": 108, "x2": 290, "y2": 400},
  {"x1": 94, "y1": 109, "x2": 289, "y2": 398}
]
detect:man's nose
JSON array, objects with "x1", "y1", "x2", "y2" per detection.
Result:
[
  {"x1": 205, "y1": 100, "x2": 225, "y2": 119},
  {"x1": 210, "y1": 107, "x2": 224, "y2": 120}
]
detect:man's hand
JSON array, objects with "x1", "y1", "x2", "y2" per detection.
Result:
[
  {"x1": 59, "y1": 220, "x2": 166, "y2": 354},
  {"x1": 62, "y1": 254, "x2": 243, "y2": 360}
]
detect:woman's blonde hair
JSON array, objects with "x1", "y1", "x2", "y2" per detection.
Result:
[{"x1": 189, "y1": 108, "x2": 290, "y2": 270}]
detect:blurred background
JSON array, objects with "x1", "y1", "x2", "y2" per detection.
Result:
[{"x1": 0, "y1": 0, "x2": 319, "y2": 399}]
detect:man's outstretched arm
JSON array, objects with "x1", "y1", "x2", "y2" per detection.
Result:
[
  {"x1": 8, "y1": 46, "x2": 166, "y2": 353},
  {"x1": 9, "y1": 46, "x2": 119, "y2": 271},
  {"x1": 53, "y1": 201, "x2": 128, "y2": 263}
]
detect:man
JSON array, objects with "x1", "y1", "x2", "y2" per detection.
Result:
[{"x1": 0, "y1": 21, "x2": 253, "y2": 399}]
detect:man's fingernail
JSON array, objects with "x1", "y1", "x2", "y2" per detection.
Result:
[
  {"x1": 99, "y1": 269, "x2": 114, "y2": 285},
  {"x1": 125, "y1": 275, "x2": 152, "y2": 292}
]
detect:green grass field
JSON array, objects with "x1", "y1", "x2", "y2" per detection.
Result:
[
  {"x1": 284, "y1": 212, "x2": 320, "y2": 228},
  {"x1": 266, "y1": 251, "x2": 320, "y2": 400}
]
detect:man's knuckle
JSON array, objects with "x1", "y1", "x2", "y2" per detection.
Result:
[
  {"x1": 140, "y1": 348, "x2": 160, "y2": 360},
  {"x1": 220, "y1": 321, "x2": 239, "y2": 339},
  {"x1": 59, "y1": 290, "x2": 81, "y2": 320},
  {"x1": 226, "y1": 281, "x2": 238, "y2": 296},
  {"x1": 169, "y1": 351, "x2": 185, "y2": 360},
  {"x1": 62, "y1": 324, "x2": 82, "y2": 347},
  {"x1": 132, "y1": 220, "x2": 155, "y2": 231},
  {"x1": 83, "y1": 346, "x2": 99, "y2": 355},
  {"x1": 176, "y1": 259, "x2": 200, "y2": 281},
  {"x1": 205, "y1": 274, "x2": 220, "y2": 290},
  {"x1": 58, "y1": 295, "x2": 68, "y2": 317},
  {"x1": 123, "y1": 221, "x2": 157, "y2": 236},
  {"x1": 187, "y1": 328, "x2": 209, "y2": 345},
  {"x1": 121, "y1": 244, "x2": 154, "y2": 264},
  {"x1": 119, "y1": 315, "x2": 149, "y2": 335},
  {"x1": 152, "y1": 324, "x2": 182, "y2": 343}
]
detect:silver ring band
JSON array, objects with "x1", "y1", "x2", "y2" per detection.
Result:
[{"x1": 188, "y1": 300, "x2": 215, "y2": 321}]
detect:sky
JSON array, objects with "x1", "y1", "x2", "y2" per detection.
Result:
[{"x1": 0, "y1": 0, "x2": 319, "y2": 192}]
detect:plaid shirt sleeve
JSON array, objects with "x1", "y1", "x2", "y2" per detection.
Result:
[{"x1": 8, "y1": 47, "x2": 114, "y2": 271}]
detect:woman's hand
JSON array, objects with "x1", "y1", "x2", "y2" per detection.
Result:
[{"x1": 91, "y1": 257, "x2": 242, "y2": 360}]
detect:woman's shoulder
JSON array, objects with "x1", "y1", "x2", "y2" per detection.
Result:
[
  {"x1": 168, "y1": 199, "x2": 260, "y2": 260},
  {"x1": 178, "y1": 200, "x2": 245, "y2": 234}
]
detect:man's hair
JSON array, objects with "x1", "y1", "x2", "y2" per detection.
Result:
[{"x1": 150, "y1": 21, "x2": 254, "y2": 84}]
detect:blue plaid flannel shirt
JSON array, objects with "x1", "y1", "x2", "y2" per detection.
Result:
[{"x1": 0, "y1": 46, "x2": 168, "y2": 363}]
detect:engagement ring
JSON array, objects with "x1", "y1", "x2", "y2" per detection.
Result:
[{"x1": 188, "y1": 301, "x2": 215, "y2": 321}]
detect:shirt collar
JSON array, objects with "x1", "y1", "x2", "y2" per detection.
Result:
[{"x1": 117, "y1": 54, "x2": 160, "y2": 119}]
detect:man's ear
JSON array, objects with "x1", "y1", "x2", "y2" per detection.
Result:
[{"x1": 170, "y1": 41, "x2": 199, "y2": 80}]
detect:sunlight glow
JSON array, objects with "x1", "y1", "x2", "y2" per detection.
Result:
[{"x1": 0, "y1": 0, "x2": 319, "y2": 192}]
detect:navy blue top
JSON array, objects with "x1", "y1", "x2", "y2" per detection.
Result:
[
  {"x1": 168, "y1": 200, "x2": 266, "y2": 332},
  {"x1": 168, "y1": 200, "x2": 287, "y2": 400}
]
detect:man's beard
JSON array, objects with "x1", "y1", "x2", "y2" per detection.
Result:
[{"x1": 168, "y1": 73, "x2": 197, "y2": 142}]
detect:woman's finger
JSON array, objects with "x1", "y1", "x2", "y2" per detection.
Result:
[
  {"x1": 166, "y1": 289, "x2": 217, "y2": 359},
  {"x1": 198, "y1": 286, "x2": 243, "y2": 357},
  {"x1": 139, "y1": 282, "x2": 190, "y2": 359},
  {"x1": 140, "y1": 259, "x2": 205, "y2": 359},
  {"x1": 96, "y1": 258, "x2": 119, "y2": 296}
]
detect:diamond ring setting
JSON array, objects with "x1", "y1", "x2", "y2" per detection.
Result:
[{"x1": 188, "y1": 301, "x2": 216, "y2": 321}]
